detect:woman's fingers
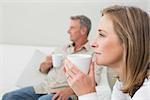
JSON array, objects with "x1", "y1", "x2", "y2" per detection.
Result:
[
  {"x1": 89, "y1": 62, "x2": 95, "y2": 78},
  {"x1": 89, "y1": 62, "x2": 96, "y2": 86},
  {"x1": 64, "y1": 59, "x2": 84, "y2": 80},
  {"x1": 64, "y1": 59, "x2": 81, "y2": 85}
]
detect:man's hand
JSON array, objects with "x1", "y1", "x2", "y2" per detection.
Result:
[
  {"x1": 50, "y1": 87, "x2": 74, "y2": 100},
  {"x1": 39, "y1": 55, "x2": 53, "y2": 74}
]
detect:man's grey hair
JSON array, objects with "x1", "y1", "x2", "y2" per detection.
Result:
[{"x1": 70, "y1": 15, "x2": 91, "y2": 36}]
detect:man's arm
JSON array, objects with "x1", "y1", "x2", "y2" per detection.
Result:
[{"x1": 39, "y1": 56, "x2": 53, "y2": 74}]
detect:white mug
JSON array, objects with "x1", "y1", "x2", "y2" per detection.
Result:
[
  {"x1": 52, "y1": 54, "x2": 64, "y2": 68},
  {"x1": 67, "y1": 54, "x2": 92, "y2": 74}
]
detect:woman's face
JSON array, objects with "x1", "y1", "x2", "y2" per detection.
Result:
[{"x1": 92, "y1": 15, "x2": 123, "y2": 68}]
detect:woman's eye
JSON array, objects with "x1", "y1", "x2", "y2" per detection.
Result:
[{"x1": 99, "y1": 33, "x2": 105, "y2": 37}]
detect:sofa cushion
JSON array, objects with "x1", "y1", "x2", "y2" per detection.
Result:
[{"x1": 16, "y1": 49, "x2": 47, "y2": 87}]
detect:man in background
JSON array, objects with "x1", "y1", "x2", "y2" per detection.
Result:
[{"x1": 3, "y1": 15, "x2": 97, "y2": 100}]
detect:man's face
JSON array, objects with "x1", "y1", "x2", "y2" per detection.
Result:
[{"x1": 67, "y1": 19, "x2": 82, "y2": 42}]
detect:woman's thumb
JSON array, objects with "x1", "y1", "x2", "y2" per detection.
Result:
[{"x1": 89, "y1": 62, "x2": 96, "y2": 86}]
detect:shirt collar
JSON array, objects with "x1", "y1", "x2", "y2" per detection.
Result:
[{"x1": 68, "y1": 41, "x2": 90, "y2": 51}]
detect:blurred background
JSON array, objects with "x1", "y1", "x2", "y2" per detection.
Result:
[{"x1": 0, "y1": 0, "x2": 149, "y2": 47}]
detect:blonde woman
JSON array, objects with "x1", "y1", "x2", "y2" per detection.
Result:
[{"x1": 64, "y1": 5, "x2": 150, "y2": 100}]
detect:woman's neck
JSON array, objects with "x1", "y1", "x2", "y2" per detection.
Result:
[
  {"x1": 111, "y1": 61, "x2": 125, "y2": 81},
  {"x1": 113, "y1": 66, "x2": 123, "y2": 81}
]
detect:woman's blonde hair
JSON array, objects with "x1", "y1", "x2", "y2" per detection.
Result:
[{"x1": 102, "y1": 5, "x2": 149, "y2": 97}]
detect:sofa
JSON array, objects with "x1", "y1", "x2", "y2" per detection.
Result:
[
  {"x1": 0, "y1": 44, "x2": 116, "y2": 99},
  {"x1": 0, "y1": 44, "x2": 56, "y2": 99}
]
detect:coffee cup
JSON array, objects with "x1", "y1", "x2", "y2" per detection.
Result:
[
  {"x1": 67, "y1": 54, "x2": 92, "y2": 74},
  {"x1": 52, "y1": 54, "x2": 64, "y2": 68}
]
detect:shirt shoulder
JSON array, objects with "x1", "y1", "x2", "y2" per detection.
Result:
[
  {"x1": 111, "y1": 80, "x2": 130, "y2": 100},
  {"x1": 132, "y1": 78, "x2": 150, "y2": 100},
  {"x1": 112, "y1": 78, "x2": 150, "y2": 100}
]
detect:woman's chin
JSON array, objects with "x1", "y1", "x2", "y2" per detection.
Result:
[
  {"x1": 96, "y1": 59, "x2": 107, "y2": 66},
  {"x1": 96, "y1": 59, "x2": 102, "y2": 65}
]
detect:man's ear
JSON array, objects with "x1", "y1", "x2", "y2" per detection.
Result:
[{"x1": 80, "y1": 27, "x2": 87, "y2": 35}]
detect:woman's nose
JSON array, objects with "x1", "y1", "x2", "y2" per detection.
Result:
[{"x1": 91, "y1": 39, "x2": 98, "y2": 48}]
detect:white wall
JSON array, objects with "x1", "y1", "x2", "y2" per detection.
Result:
[
  {"x1": 0, "y1": 4, "x2": 3, "y2": 41},
  {"x1": 0, "y1": 0, "x2": 149, "y2": 47}
]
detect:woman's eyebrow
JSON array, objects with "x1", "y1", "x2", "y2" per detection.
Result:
[{"x1": 98, "y1": 29, "x2": 107, "y2": 34}]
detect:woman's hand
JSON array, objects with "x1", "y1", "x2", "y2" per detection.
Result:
[{"x1": 64, "y1": 59, "x2": 96, "y2": 96}]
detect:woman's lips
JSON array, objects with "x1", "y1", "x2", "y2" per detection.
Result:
[
  {"x1": 94, "y1": 52, "x2": 101, "y2": 55},
  {"x1": 92, "y1": 52, "x2": 101, "y2": 62}
]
